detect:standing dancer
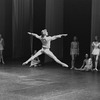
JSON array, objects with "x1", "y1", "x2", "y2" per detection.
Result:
[
  {"x1": 22, "y1": 29, "x2": 68, "y2": 67},
  {"x1": 70, "y1": 36, "x2": 79, "y2": 69},
  {"x1": 0, "y1": 34, "x2": 5, "y2": 64},
  {"x1": 91, "y1": 36, "x2": 100, "y2": 71}
]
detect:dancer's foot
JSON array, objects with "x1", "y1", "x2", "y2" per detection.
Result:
[
  {"x1": 29, "y1": 65, "x2": 32, "y2": 67},
  {"x1": 34, "y1": 65, "x2": 37, "y2": 67},
  {"x1": 74, "y1": 67, "x2": 79, "y2": 70},
  {"x1": 22, "y1": 62, "x2": 27, "y2": 65},
  {"x1": 95, "y1": 68, "x2": 98, "y2": 71},
  {"x1": 62, "y1": 63, "x2": 68, "y2": 67},
  {"x1": 70, "y1": 66, "x2": 74, "y2": 69},
  {"x1": 93, "y1": 68, "x2": 98, "y2": 71},
  {"x1": 2, "y1": 61, "x2": 5, "y2": 64}
]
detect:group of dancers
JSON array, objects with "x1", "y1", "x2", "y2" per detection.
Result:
[
  {"x1": 22, "y1": 29, "x2": 100, "y2": 71},
  {"x1": 0, "y1": 28, "x2": 99, "y2": 71},
  {"x1": 70, "y1": 35, "x2": 100, "y2": 71}
]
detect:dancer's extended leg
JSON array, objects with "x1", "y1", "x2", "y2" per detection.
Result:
[
  {"x1": 22, "y1": 49, "x2": 43, "y2": 65},
  {"x1": 44, "y1": 49, "x2": 68, "y2": 67}
]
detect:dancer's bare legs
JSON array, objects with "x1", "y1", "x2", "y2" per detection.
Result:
[
  {"x1": 71, "y1": 55, "x2": 75, "y2": 69},
  {"x1": 22, "y1": 49, "x2": 43, "y2": 65},
  {"x1": 44, "y1": 49, "x2": 68, "y2": 67},
  {"x1": 94, "y1": 55, "x2": 98, "y2": 71},
  {"x1": 0, "y1": 50, "x2": 4, "y2": 64},
  {"x1": 22, "y1": 48, "x2": 68, "y2": 67}
]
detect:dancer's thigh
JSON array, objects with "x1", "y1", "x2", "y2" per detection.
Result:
[
  {"x1": 44, "y1": 49, "x2": 57, "y2": 59},
  {"x1": 31, "y1": 49, "x2": 43, "y2": 59}
]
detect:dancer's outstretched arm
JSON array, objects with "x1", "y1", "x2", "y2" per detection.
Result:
[
  {"x1": 28, "y1": 32, "x2": 40, "y2": 39},
  {"x1": 51, "y1": 34, "x2": 68, "y2": 40}
]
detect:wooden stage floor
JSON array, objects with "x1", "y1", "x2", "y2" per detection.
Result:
[{"x1": 0, "y1": 62, "x2": 100, "y2": 100}]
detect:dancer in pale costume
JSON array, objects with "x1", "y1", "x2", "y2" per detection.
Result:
[
  {"x1": 70, "y1": 36, "x2": 79, "y2": 69},
  {"x1": 91, "y1": 36, "x2": 100, "y2": 71},
  {"x1": 75, "y1": 54, "x2": 92, "y2": 71},
  {"x1": 0, "y1": 34, "x2": 5, "y2": 64},
  {"x1": 30, "y1": 50, "x2": 40, "y2": 67},
  {"x1": 22, "y1": 29, "x2": 68, "y2": 67}
]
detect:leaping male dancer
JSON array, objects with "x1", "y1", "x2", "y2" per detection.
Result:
[{"x1": 22, "y1": 29, "x2": 68, "y2": 67}]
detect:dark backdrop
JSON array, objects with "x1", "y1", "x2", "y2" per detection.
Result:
[
  {"x1": 0, "y1": 0, "x2": 94, "y2": 65},
  {"x1": 0, "y1": 0, "x2": 46, "y2": 62},
  {"x1": 63, "y1": 0, "x2": 92, "y2": 66},
  {"x1": 91, "y1": 0, "x2": 100, "y2": 41},
  {"x1": 33, "y1": 0, "x2": 46, "y2": 65},
  {"x1": 0, "y1": 0, "x2": 12, "y2": 60}
]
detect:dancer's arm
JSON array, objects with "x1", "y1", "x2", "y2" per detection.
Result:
[
  {"x1": 51, "y1": 34, "x2": 68, "y2": 40},
  {"x1": 77, "y1": 42, "x2": 79, "y2": 55},
  {"x1": 99, "y1": 42, "x2": 100, "y2": 48},
  {"x1": 28, "y1": 32, "x2": 40, "y2": 39},
  {"x1": 2, "y1": 39, "x2": 4, "y2": 47},
  {"x1": 70, "y1": 42, "x2": 73, "y2": 55},
  {"x1": 91, "y1": 42, "x2": 94, "y2": 52},
  {"x1": 80, "y1": 60, "x2": 86, "y2": 69}
]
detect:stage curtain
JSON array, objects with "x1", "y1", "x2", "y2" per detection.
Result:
[
  {"x1": 12, "y1": 0, "x2": 32, "y2": 59},
  {"x1": 91, "y1": 0, "x2": 100, "y2": 41},
  {"x1": 45, "y1": 0, "x2": 64, "y2": 62}
]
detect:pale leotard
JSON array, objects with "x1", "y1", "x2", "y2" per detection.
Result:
[{"x1": 38, "y1": 36, "x2": 55, "y2": 49}]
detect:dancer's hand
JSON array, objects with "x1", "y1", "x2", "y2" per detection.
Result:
[
  {"x1": 28, "y1": 32, "x2": 32, "y2": 35},
  {"x1": 62, "y1": 34, "x2": 68, "y2": 36}
]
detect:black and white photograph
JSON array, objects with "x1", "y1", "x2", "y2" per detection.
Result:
[{"x1": 0, "y1": 0, "x2": 100, "y2": 100}]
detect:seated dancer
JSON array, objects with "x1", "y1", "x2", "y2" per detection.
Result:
[
  {"x1": 30, "y1": 50, "x2": 40, "y2": 67},
  {"x1": 75, "y1": 54, "x2": 92, "y2": 71},
  {"x1": 22, "y1": 29, "x2": 68, "y2": 67}
]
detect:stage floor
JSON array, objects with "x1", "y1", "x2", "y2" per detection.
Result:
[{"x1": 0, "y1": 62, "x2": 100, "y2": 100}]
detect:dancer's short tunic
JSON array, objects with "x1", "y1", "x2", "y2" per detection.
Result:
[
  {"x1": 70, "y1": 42, "x2": 79, "y2": 55},
  {"x1": 0, "y1": 38, "x2": 3, "y2": 51},
  {"x1": 92, "y1": 42, "x2": 100, "y2": 55}
]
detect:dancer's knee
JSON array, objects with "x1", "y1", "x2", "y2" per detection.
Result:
[
  {"x1": 72, "y1": 57, "x2": 74, "y2": 61},
  {"x1": 96, "y1": 58, "x2": 98, "y2": 62}
]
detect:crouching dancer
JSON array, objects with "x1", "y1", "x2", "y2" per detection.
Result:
[{"x1": 22, "y1": 29, "x2": 68, "y2": 67}]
